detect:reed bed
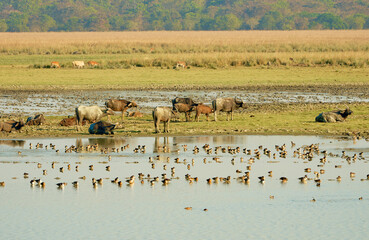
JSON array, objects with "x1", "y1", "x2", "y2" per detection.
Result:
[
  {"x1": 0, "y1": 31, "x2": 368, "y2": 68},
  {"x1": 0, "y1": 31, "x2": 368, "y2": 54}
]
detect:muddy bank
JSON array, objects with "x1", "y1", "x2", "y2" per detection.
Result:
[
  {"x1": 1, "y1": 83, "x2": 369, "y2": 96},
  {"x1": 0, "y1": 85, "x2": 368, "y2": 117}
]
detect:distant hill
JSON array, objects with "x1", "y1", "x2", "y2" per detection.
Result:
[{"x1": 0, "y1": 0, "x2": 368, "y2": 31}]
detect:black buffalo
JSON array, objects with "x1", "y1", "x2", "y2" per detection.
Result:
[
  {"x1": 315, "y1": 108, "x2": 353, "y2": 123},
  {"x1": 88, "y1": 121, "x2": 116, "y2": 135}
]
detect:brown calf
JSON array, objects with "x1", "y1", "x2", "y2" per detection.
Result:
[
  {"x1": 59, "y1": 117, "x2": 88, "y2": 126},
  {"x1": 127, "y1": 111, "x2": 144, "y2": 118},
  {"x1": 195, "y1": 104, "x2": 214, "y2": 122}
]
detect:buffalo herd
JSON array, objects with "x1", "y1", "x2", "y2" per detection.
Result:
[{"x1": 0, "y1": 95, "x2": 354, "y2": 134}]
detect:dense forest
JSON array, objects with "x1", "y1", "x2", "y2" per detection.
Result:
[{"x1": 0, "y1": 0, "x2": 368, "y2": 31}]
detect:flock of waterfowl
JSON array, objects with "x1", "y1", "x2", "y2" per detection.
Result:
[{"x1": 0, "y1": 138, "x2": 367, "y2": 203}]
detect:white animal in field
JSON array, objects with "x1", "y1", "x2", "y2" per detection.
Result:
[{"x1": 72, "y1": 61, "x2": 85, "y2": 68}]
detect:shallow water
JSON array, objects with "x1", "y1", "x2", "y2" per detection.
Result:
[
  {"x1": 0, "y1": 90, "x2": 367, "y2": 116},
  {"x1": 0, "y1": 135, "x2": 368, "y2": 240}
]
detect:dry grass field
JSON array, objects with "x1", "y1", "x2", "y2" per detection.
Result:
[
  {"x1": 0, "y1": 31, "x2": 368, "y2": 68},
  {"x1": 1, "y1": 31, "x2": 368, "y2": 53}
]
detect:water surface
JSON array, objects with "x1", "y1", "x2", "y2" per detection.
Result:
[{"x1": 0, "y1": 135, "x2": 368, "y2": 239}]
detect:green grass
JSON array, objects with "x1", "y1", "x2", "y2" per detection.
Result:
[
  {"x1": 2, "y1": 103, "x2": 368, "y2": 139},
  {"x1": 0, "y1": 67, "x2": 368, "y2": 90}
]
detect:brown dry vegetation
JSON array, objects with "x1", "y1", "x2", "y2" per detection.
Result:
[{"x1": 0, "y1": 31, "x2": 368, "y2": 68}]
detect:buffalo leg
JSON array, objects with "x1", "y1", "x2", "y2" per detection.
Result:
[
  {"x1": 231, "y1": 111, "x2": 234, "y2": 121},
  {"x1": 122, "y1": 107, "x2": 129, "y2": 121},
  {"x1": 154, "y1": 120, "x2": 159, "y2": 133},
  {"x1": 206, "y1": 114, "x2": 209, "y2": 121},
  {"x1": 226, "y1": 112, "x2": 230, "y2": 121},
  {"x1": 195, "y1": 113, "x2": 200, "y2": 122}
]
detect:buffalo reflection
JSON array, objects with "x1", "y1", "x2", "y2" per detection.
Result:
[
  {"x1": 75, "y1": 137, "x2": 127, "y2": 149},
  {"x1": 88, "y1": 137, "x2": 127, "y2": 148},
  {"x1": 154, "y1": 136, "x2": 170, "y2": 153},
  {"x1": 0, "y1": 140, "x2": 25, "y2": 147},
  {"x1": 172, "y1": 136, "x2": 237, "y2": 145}
]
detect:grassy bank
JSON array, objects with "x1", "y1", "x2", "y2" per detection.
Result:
[
  {"x1": 1, "y1": 103, "x2": 368, "y2": 139},
  {"x1": 0, "y1": 67, "x2": 368, "y2": 91}
]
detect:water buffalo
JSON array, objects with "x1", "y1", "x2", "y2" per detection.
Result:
[
  {"x1": 315, "y1": 108, "x2": 353, "y2": 123},
  {"x1": 152, "y1": 107, "x2": 178, "y2": 133},
  {"x1": 0, "y1": 120, "x2": 25, "y2": 133},
  {"x1": 195, "y1": 104, "x2": 214, "y2": 122},
  {"x1": 105, "y1": 99, "x2": 138, "y2": 121},
  {"x1": 126, "y1": 111, "x2": 144, "y2": 118},
  {"x1": 172, "y1": 97, "x2": 196, "y2": 109},
  {"x1": 26, "y1": 114, "x2": 45, "y2": 126},
  {"x1": 212, "y1": 98, "x2": 246, "y2": 121},
  {"x1": 75, "y1": 106, "x2": 114, "y2": 131},
  {"x1": 173, "y1": 103, "x2": 197, "y2": 122},
  {"x1": 59, "y1": 116, "x2": 87, "y2": 126},
  {"x1": 88, "y1": 121, "x2": 115, "y2": 135}
]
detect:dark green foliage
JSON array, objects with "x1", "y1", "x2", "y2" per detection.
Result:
[
  {"x1": 0, "y1": 0, "x2": 368, "y2": 31},
  {"x1": 6, "y1": 12, "x2": 29, "y2": 32},
  {"x1": 314, "y1": 13, "x2": 348, "y2": 29},
  {"x1": 0, "y1": 19, "x2": 7, "y2": 32}
]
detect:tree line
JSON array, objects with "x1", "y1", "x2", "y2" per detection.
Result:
[{"x1": 0, "y1": 0, "x2": 368, "y2": 32}]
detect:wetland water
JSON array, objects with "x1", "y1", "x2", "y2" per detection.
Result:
[
  {"x1": 0, "y1": 135, "x2": 368, "y2": 239},
  {"x1": 1, "y1": 89, "x2": 368, "y2": 116}
]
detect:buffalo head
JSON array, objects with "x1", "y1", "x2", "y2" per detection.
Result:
[
  {"x1": 171, "y1": 110, "x2": 180, "y2": 118},
  {"x1": 128, "y1": 101, "x2": 138, "y2": 108},
  {"x1": 14, "y1": 120, "x2": 25, "y2": 131},
  {"x1": 104, "y1": 108, "x2": 115, "y2": 116},
  {"x1": 190, "y1": 103, "x2": 198, "y2": 112},
  {"x1": 341, "y1": 108, "x2": 353, "y2": 117},
  {"x1": 235, "y1": 98, "x2": 247, "y2": 108}
]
